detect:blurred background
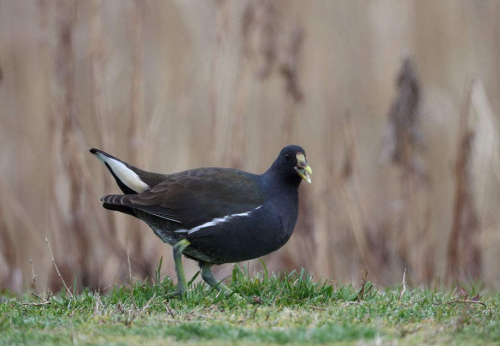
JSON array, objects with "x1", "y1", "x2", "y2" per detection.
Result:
[{"x1": 1, "y1": 0, "x2": 500, "y2": 293}]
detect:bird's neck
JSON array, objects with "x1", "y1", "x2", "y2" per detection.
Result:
[
  {"x1": 260, "y1": 169, "x2": 300, "y2": 242},
  {"x1": 260, "y1": 168, "x2": 301, "y2": 206}
]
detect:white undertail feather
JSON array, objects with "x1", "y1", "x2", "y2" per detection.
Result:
[{"x1": 94, "y1": 152, "x2": 149, "y2": 193}]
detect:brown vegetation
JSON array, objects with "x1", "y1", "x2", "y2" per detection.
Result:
[{"x1": 1, "y1": 1, "x2": 500, "y2": 293}]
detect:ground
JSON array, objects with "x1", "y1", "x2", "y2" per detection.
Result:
[{"x1": 1, "y1": 264, "x2": 499, "y2": 346}]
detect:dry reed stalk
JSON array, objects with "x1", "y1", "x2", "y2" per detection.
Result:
[
  {"x1": 0, "y1": 195, "x2": 15, "y2": 291},
  {"x1": 224, "y1": 1, "x2": 264, "y2": 169},
  {"x1": 213, "y1": 0, "x2": 287, "y2": 168},
  {"x1": 257, "y1": 0, "x2": 279, "y2": 79},
  {"x1": 469, "y1": 81, "x2": 500, "y2": 222},
  {"x1": 281, "y1": 23, "x2": 305, "y2": 140},
  {"x1": 209, "y1": 0, "x2": 248, "y2": 168},
  {"x1": 398, "y1": 268, "x2": 406, "y2": 304},
  {"x1": 420, "y1": 201, "x2": 434, "y2": 283},
  {"x1": 0, "y1": 175, "x2": 46, "y2": 292},
  {"x1": 280, "y1": 26, "x2": 304, "y2": 104},
  {"x1": 45, "y1": 238, "x2": 74, "y2": 298},
  {"x1": 227, "y1": 72, "x2": 249, "y2": 169},
  {"x1": 126, "y1": 0, "x2": 155, "y2": 279},
  {"x1": 280, "y1": 21, "x2": 315, "y2": 271},
  {"x1": 29, "y1": 258, "x2": 36, "y2": 293},
  {"x1": 38, "y1": 0, "x2": 80, "y2": 292},
  {"x1": 56, "y1": 0, "x2": 89, "y2": 289},
  {"x1": 355, "y1": 268, "x2": 369, "y2": 301},
  {"x1": 89, "y1": 0, "x2": 112, "y2": 183},
  {"x1": 47, "y1": 0, "x2": 107, "y2": 290},
  {"x1": 259, "y1": 1, "x2": 281, "y2": 78},
  {"x1": 40, "y1": 0, "x2": 81, "y2": 292},
  {"x1": 382, "y1": 58, "x2": 432, "y2": 283},
  {"x1": 90, "y1": 0, "x2": 113, "y2": 151},
  {"x1": 89, "y1": 0, "x2": 129, "y2": 281},
  {"x1": 36, "y1": 0, "x2": 60, "y2": 294},
  {"x1": 468, "y1": 81, "x2": 500, "y2": 263},
  {"x1": 37, "y1": 0, "x2": 52, "y2": 230},
  {"x1": 129, "y1": 0, "x2": 146, "y2": 163},
  {"x1": 209, "y1": 0, "x2": 230, "y2": 165},
  {"x1": 446, "y1": 82, "x2": 482, "y2": 283},
  {"x1": 0, "y1": 177, "x2": 44, "y2": 249},
  {"x1": 241, "y1": 1, "x2": 256, "y2": 58},
  {"x1": 337, "y1": 115, "x2": 373, "y2": 271},
  {"x1": 314, "y1": 125, "x2": 338, "y2": 277},
  {"x1": 241, "y1": 0, "x2": 283, "y2": 82}
]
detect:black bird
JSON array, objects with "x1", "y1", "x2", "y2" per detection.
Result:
[{"x1": 90, "y1": 145, "x2": 312, "y2": 294}]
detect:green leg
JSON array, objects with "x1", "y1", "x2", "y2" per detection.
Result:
[
  {"x1": 200, "y1": 262, "x2": 231, "y2": 293},
  {"x1": 173, "y1": 239, "x2": 190, "y2": 295}
]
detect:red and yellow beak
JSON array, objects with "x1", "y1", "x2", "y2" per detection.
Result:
[{"x1": 295, "y1": 152, "x2": 312, "y2": 183}]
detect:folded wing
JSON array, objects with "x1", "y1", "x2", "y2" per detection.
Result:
[{"x1": 101, "y1": 168, "x2": 266, "y2": 228}]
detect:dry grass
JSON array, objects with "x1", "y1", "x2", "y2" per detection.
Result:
[{"x1": 1, "y1": 1, "x2": 500, "y2": 293}]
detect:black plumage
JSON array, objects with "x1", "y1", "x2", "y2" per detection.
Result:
[{"x1": 90, "y1": 145, "x2": 312, "y2": 293}]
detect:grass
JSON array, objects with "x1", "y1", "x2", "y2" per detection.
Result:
[{"x1": 1, "y1": 264, "x2": 499, "y2": 346}]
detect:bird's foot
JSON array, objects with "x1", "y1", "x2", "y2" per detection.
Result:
[{"x1": 200, "y1": 262, "x2": 243, "y2": 300}]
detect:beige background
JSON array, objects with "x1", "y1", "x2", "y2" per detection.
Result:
[{"x1": 1, "y1": 0, "x2": 500, "y2": 293}]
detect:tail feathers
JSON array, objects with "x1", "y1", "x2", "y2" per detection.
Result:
[
  {"x1": 101, "y1": 194, "x2": 138, "y2": 218},
  {"x1": 90, "y1": 148, "x2": 153, "y2": 194},
  {"x1": 101, "y1": 194, "x2": 181, "y2": 224},
  {"x1": 100, "y1": 194, "x2": 131, "y2": 205}
]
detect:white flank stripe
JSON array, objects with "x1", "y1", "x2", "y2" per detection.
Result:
[
  {"x1": 175, "y1": 206, "x2": 262, "y2": 235},
  {"x1": 96, "y1": 153, "x2": 149, "y2": 193}
]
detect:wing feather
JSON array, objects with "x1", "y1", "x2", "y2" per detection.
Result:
[{"x1": 101, "y1": 168, "x2": 265, "y2": 228}]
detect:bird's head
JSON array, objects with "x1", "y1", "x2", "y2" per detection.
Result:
[{"x1": 272, "y1": 145, "x2": 312, "y2": 184}]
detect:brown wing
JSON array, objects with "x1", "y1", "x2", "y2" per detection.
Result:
[{"x1": 101, "y1": 168, "x2": 266, "y2": 228}]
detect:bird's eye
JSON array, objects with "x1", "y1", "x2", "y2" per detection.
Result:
[{"x1": 284, "y1": 154, "x2": 290, "y2": 159}]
